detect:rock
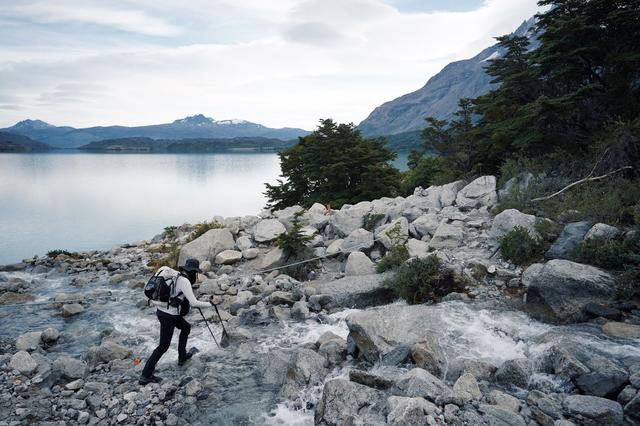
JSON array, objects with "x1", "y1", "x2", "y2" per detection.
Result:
[
  {"x1": 456, "y1": 176, "x2": 498, "y2": 209},
  {"x1": 279, "y1": 348, "x2": 327, "y2": 399},
  {"x1": 242, "y1": 248, "x2": 259, "y2": 259},
  {"x1": 478, "y1": 404, "x2": 527, "y2": 426},
  {"x1": 229, "y1": 291, "x2": 254, "y2": 315},
  {"x1": 0, "y1": 292, "x2": 35, "y2": 304},
  {"x1": 446, "y1": 358, "x2": 498, "y2": 382},
  {"x1": 319, "y1": 339, "x2": 347, "y2": 366},
  {"x1": 411, "y1": 214, "x2": 441, "y2": 238},
  {"x1": 625, "y1": 394, "x2": 640, "y2": 420},
  {"x1": 235, "y1": 235, "x2": 253, "y2": 251},
  {"x1": 214, "y1": 249, "x2": 242, "y2": 265},
  {"x1": 349, "y1": 370, "x2": 395, "y2": 390},
  {"x1": 326, "y1": 239, "x2": 344, "y2": 256},
  {"x1": 332, "y1": 206, "x2": 370, "y2": 237},
  {"x1": 77, "y1": 411, "x2": 90, "y2": 424},
  {"x1": 452, "y1": 372, "x2": 482, "y2": 405},
  {"x1": 583, "y1": 303, "x2": 622, "y2": 320},
  {"x1": 273, "y1": 205, "x2": 304, "y2": 229},
  {"x1": 65, "y1": 378, "x2": 84, "y2": 390},
  {"x1": 315, "y1": 379, "x2": 385, "y2": 425},
  {"x1": 178, "y1": 228, "x2": 235, "y2": 265},
  {"x1": 9, "y1": 351, "x2": 38, "y2": 375},
  {"x1": 376, "y1": 217, "x2": 410, "y2": 249},
  {"x1": 602, "y1": 321, "x2": 640, "y2": 339},
  {"x1": 62, "y1": 303, "x2": 84, "y2": 317},
  {"x1": 345, "y1": 252, "x2": 376, "y2": 276},
  {"x1": 254, "y1": 219, "x2": 286, "y2": 242},
  {"x1": 488, "y1": 390, "x2": 521, "y2": 413},
  {"x1": 342, "y1": 228, "x2": 375, "y2": 253},
  {"x1": 52, "y1": 356, "x2": 88, "y2": 380},
  {"x1": 290, "y1": 301, "x2": 309, "y2": 321},
  {"x1": 405, "y1": 238, "x2": 429, "y2": 258},
  {"x1": 185, "y1": 379, "x2": 202, "y2": 396},
  {"x1": 524, "y1": 260, "x2": 616, "y2": 324},
  {"x1": 84, "y1": 341, "x2": 132, "y2": 366},
  {"x1": 545, "y1": 221, "x2": 591, "y2": 260},
  {"x1": 269, "y1": 291, "x2": 296, "y2": 306},
  {"x1": 15, "y1": 331, "x2": 43, "y2": 351},
  {"x1": 42, "y1": 327, "x2": 60, "y2": 343},
  {"x1": 259, "y1": 247, "x2": 285, "y2": 270},
  {"x1": 575, "y1": 371, "x2": 628, "y2": 398},
  {"x1": 429, "y1": 222, "x2": 464, "y2": 249},
  {"x1": 410, "y1": 337, "x2": 446, "y2": 377},
  {"x1": 499, "y1": 173, "x2": 534, "y2": 199},
  {"x1": 563, "y1": 395, "x2": 623, "y2": 426},
  {"x1": 392, "y1": 368, "x2": 451, "y2": 402},
  {"x1": 309, "y1": 273, "x2": 394, "y2": 309},
  {"x1": 199, "y1": 260, "x2": 212, "y2": 273},
  {"x1": 386, "y1": 396, "x2": 437, "y2": 425},
  {"x1": 584, "y1": 223, "x2": 620, "y2": 241},
  {"x1": 495, "y1": 359, "x2": 533, "y2": 389},
  {"x1": 491, "y1": 209, "x2": 538, "y2": 238}
]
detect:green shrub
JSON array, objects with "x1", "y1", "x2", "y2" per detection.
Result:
[
  {"x1": 384, "y1": 255, "x2": 465, "y2": 304},
  {"x1": 47, "y1": 249, "x2": 81, "y2": 259},
  {"x1": 163, "y1": 226, "x2": 178, "y2": 239},
  {"x1": 376, "y1": 245, "x2": 410, "y2": 273},
  {"x1": 275, "y1": 211, "x2": 316, "y2": 279},
  {"x1": 534, "y1": 219, "x2": 562, "y2": 243},
  {"x1": 190, "y1": 221, "x2": 225, "y2": 241},
  {"x1": 571, "y1": 234, "x2": 640, "y2": 271},
  {"x1": 617, "y1": 266, "x2": 640, "y2": 299},
  {"x1": 148, "y1": 247, "x2": 180, "y2": 269},
  {"x1": 498, "y1": 226, "x2": 544, "y2": 265},
  {"x1": 362, "y1": 213, "x2": 385, "y2": 231}
]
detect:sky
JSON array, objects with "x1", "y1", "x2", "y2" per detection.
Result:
[{"x1": 0, "y1": 0, "x2": 541, "y2": 130}]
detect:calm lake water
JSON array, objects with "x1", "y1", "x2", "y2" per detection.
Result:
[{"x1": 0, "y1": 151, "x2": 409, "y2": 264}]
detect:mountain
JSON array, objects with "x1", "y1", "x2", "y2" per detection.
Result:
[
  {"x1": 0, "y1": 131, "x2": 52, "y2": 152},
  {"x1": 1, "y1": 114, "x2": 310, "y2": 148},
  {"x1": 358, "y1": 17, "x2": 537, "y2": 137},
  {"x1": 79, "y1": 136, "x2": 296, "y2": 152}
]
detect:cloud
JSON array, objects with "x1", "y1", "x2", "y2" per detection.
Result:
[{"x1": 283, "y1": 22, "x2": 353, "y2": 46}]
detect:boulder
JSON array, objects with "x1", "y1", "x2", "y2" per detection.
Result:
[
  {"x1": 345, "y1": 252, "x2": 376, "y2": 276},
  {"x1": 315, "y1": 379, "x2": 385, "y2": 425},
  {"x1": 583, "y1": 303, "x2": 622, "y2": 320},
  {"x1": 178, "y1": 228, "x2": 235, "y2": 265},
  {"x1": 575, "y1": 371, "x2": 628, "y2": 398},
  {"x1": 84, "y1": 341, "x2": 132, "y2": 366},
  {"x1": 325, "y1": 239, "x2": 344, "y2": 256},
  {"x1": 392, "y1": 368, "x2": 451, "y2": 402},
  {"x1": 349, "y1": 370, "x2": 395, "y2": 390},
  {"x1": 62, "y1": 303, "x2": 84, "y2": 317},
  {"x1": 478, "y1": 404, "x2": 527, "y2": 426},
  {"x1": 410, "y1": 337, "x2": 446, "y2": 377},
  {"x1": 429, "y1": 223, "x2": 464, "y2": 249},
  {"x1": 269, "y1": 291, "x2": 296, "y2": 306},
  {"x1": 290, "y1": 301, "x2": 309, "y2": 321},
  {"x1": 15, "y1": 331, "x2": 43, "y2": 351},
  {"x1": 452, "y1": 372, "x2": 482, "y2": 405},
  {"x1": 214, "y1": 249, "x2": 242, "y2": 265},
  {"x1": 342, "y1": 228, "x2": 375, "y2": 253},
  {"x1": 235, "y1": 235, "x2": 253, "y2": 251},
  {"x1": 259, "y1": 247, "x2": 285, "y2": 270},
  {"x1": 601, "y1": 321, "x2": 640, "y2": 339},
  {"x1": 524, "y1": 260, "x2": 616, "y2": 324},
  {"x1": 307, "y1": 273, "x2": 394, "y2": 309},
  {"x1": 412, "y1": 181, "x2": 465, "y2": 211},
  {"x1": 491, "y1": 209, "x2": 538, "y2": 238},
  {"x1": 487, "y1": 390, "x2": 521, "y2": 413},
  {"x1": 242, "y1": 248, "x2": 259, "y2": 259},
  {"x1": 9, "y1": 351, "x2": 38, "y2": 375},
  {"x1": 254, "y1": 219, "x2": 286, "y2": 242},
  {"x1": 386, "y1": 396, "x2": 437, "y2": 425},
  {"x1": 0, "y1": 292, "x2": 34, "y2": 304},
  {"x1": 563, "y1": 395, "x2": 623, "y2": 426},
  {"x1": 42, "y1": 327, "x2": 60, "y2": 343},
  {"x1": 318, "y1": 338, "x2": 347, "y2": 366},
  {"x1": 455, "y1": 176, "x2": 497, "y2": 209},
  {"x1": 411, "y1": 214, "x2": 441, "y2": 238},
  {"x1": 332, "y1": 205, "x2": 371, "y2": 237},
  {"x1": 405, "y1": 238, "x2": 429, "y2": 258},
  {"x1": 279, "y1": 348, "x2": 327, "y2": 399},
  {"x1": 273, "y1": 205, "x2": 304, "y2": 230},
  {"x1": 375, "y1": 217, "x2": 409, "y2": 249},
  {"x1": 584, "y1": 223, "x2": 620, "y2": 241},
  {"x1": 545, "y1": 221, "x2": 591, "y2": 260},
  {"x1": 495, "y1": 358, "x2": 533, "y2": 389},
  {"x1": 52, "y1": 356, "x2": 88, "y2": 380},
  {"x1": 498, "y1": 173, "x2": 534, "y2": 199},
  {"x1": 625, "y1": 394, "x2": 640, "y2": 421}
]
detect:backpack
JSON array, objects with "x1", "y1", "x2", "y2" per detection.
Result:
[{"x1": 144, "y1": 267, "x2": 179, "y2": 304}]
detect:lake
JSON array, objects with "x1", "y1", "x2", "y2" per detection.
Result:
[{"x1": 0, "y1": 151, "x2": 409, "y2": 264}]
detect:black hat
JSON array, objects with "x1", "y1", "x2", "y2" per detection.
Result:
[{"x1": 180, "y1": 258, "x2": 202, "y2": 273}]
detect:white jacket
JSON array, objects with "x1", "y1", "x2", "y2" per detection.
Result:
[{"x1": 154, "y1": 266, "x2": 211, "y2": 316}]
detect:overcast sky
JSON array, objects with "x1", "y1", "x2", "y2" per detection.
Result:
[{"x1": 0, "y1": 0, "x2": 541, "y2": 130}]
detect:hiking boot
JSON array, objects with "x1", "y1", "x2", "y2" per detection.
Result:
[
  {"x1": 178, "y1": 348, "x2": 199, "y2": 366},
  {"x1": 138, "y1": 374, "x2": 162, "y2": 385}
]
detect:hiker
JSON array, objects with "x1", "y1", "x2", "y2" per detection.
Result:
[{"x1": 139, "y1": 258, "x2": 220, "y2": 385}]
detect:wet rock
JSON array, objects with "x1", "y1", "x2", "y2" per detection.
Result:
[
  {"x1": 229, "y1": 290, "x2": 254, "y2": 315},
  {"x1": 0, "y1": 292, "x2": 34, "y2": 304},
  {"x1": 349, "y1": 370, "x2": 395, "y2": 390},
  {"x1": 178, "y1": 228, "x2": 235, "y2": 265},
  {"x1": 451, "y1": 372, "x2": 482, "y2": 405},
  {"x1": 625, "y1": 394, "x2": 640, "y2": 421},
  {"x1": 308, "y1": 273, "x2": 393, "y2": 309},
  {"x1": 410, "y1": 337, "x2": 446, "y2": 377},
  {"x1": 583, "y1": 303, "x2": 622, "y2": 320},
  {"x1": 455, "y1": 176, "x2": 497, "y2": 209},
  {"x1": 269, "y1": 291, "x2": 296, "y2": 306},
  {"x1": 478, "y1": 404, "x2": 526, "y2": 426},
  {"x1": 318, "y1": 338, "x2": 347, "y2": 366},
  {"x1": 602, "y1": 321, "x2": 640, "y2": 339},
  {"x1": 238, "y1": 306, "x2": 271, "y2": 326},
  {"x1": 62, "y1": 303, "x2": 84, "y2": 317},
  {"x1": 42, "y1": 327, "x2": 60, "y2": 343},
  {"x1": 185, "y1": 379, "x2": 202, "y2": 396},
  {"x1": 52, "y1": 356, "x2": 88, "y2": 380},
  {"x1": 10, "y1": 350, "x2": 38, "y2": 375},
  {"x1": 491, "y1": 209, "x2": 538, "y2": 239},
  {"x1": 290, "y1": 301, "x2": 309, "y2": 321},
  {"x1": 575, "y1": 370, "x2": 628, "y2": 398},
  {"x1": 617, "y1": 386, "x2": 637, "y2": 406},
  {"x1": 214, "y1": 250, "x2": 242, "y2": 265},
  {"x1": 342, "y1": 228, "x2": 375, "y2": 253},
  {"x1": 391, "y1": 368, "x2": 451, "y2": 402},
  {"x1": 84, "y1": 341, "x2": 132, "y2": 366},
  {"x1": 279, "y1": 348, "x2": 327, "y2": 400},
  {"x1": 487, "y1": 390, "x2": 521, "y2": 413},
  {"x1": 386, "y1": 396, "x2": 437, "y2": 425},
  {"x1": 344, "y1": 251, "x2": 375, "y2": 276},
  {"x1": 15, "y1": 331, "x2": 43, "y2": 351},
  {"x1": 563, "y1": 395, "x2": 623, "y2": 426},
  {"x1": 545, "y1": 221, "x2": 591, "y2": 260},
  {"x1": 495, "y1": 359, "x2": 533, "y2": 389},
  {"x1": 524, "y1": 260, "x2": 616, "y2": 324},
  {"x1": 254, "y1": 219, "x2": 286, "y2": 242},
  {"x1": 315, "y1": 378, "x2": 385, "y2": 425}
]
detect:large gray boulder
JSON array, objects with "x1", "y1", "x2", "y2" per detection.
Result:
[
  {"x1": 332, "y1": 204, "x2": 371, "y2": 237},
  {"x1": 315, "y1": 378, "x2": 386, "y2": 425},
  {"x1": 84, "y1": 341, "x2": 132, "y2": 366},
  {"x1": 455, "y1": 176, "x2": 497, "y2": 209},
  {"x1": 563, "y1": 395, "x2": 623, "y2": 426},
  {"x1": 411, "y1": 181, "x2": 465, "y2": 211},
  {"x1": 386, "y1": 396, "x2": 437, "y2": 426},
  {"x1": 345, "y1": 252, "x2": 376, "y2": 276},
  {"x1": 178, "y1": 228, "x2": 235, "y2": 265},
  {"x1": 10, "y1": 351, "x2": 38, "y2": 375},
  {"x1": 524, "y1": 260, "x2": 616, "y2": 324},
  {"x1": 254, "y1": 219, "x2": 286, "y2": 242},
  {"x1": 391, "y1": 368, "x2": 451, "y2": 402},
  {"x1": 307, "y1": 273, "x2": 394, "y2": 309},
  {"x1": 15, "y1": 331, "x2": 43, "y2": 351},
  {"x1": 584, "y1": 223, "x2": 620, "y2": 241},
  {"x1": 273, "y1": 205, "x2": 304, "y2": 230},
  {"x1": 258, "y1": 247, "x2": 285, "y2": 270},
  {"x1": 429, "y1": 222, "x2": 464, "y2": 249},
  {"x1": 342, "y1": 228, "x2": 374, "y2": 253},
  {"x1": 491, "y1": 209, "x2": 538, "y2": 238},
  {"x1": 405, "y1": 238, "x2": 429, "y2": 258},
  {"x1": 375, "y1": 217, "x2": 409, "y2": 249},
  {"x1": 52, "y1": 356, "x2": 88, "y2": 380},
  {"x1": 214, "y1": 249, "x2": 242, "y2": 265},
  {"x1": 410, "y1": 214, "x2": 441, "y2": 238},
  {"x1": 545, "y1": 221, "x2": 591, "y2": 260}
]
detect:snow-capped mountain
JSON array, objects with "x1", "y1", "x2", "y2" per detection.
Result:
[{"x1": 358, "y1": 17, "x2": 537, "y2": 137}]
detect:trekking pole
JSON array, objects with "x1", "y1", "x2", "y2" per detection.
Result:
[
  {"x1": 212, "y1": 303, "x2": 229, "y2": 347},
  {"x1": 197, "y1": 308, "x2": 220, "y2": 349}
]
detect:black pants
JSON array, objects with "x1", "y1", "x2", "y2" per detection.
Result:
[{"x1": 141, "y1": 309, "x2": 191, "y2": 378}]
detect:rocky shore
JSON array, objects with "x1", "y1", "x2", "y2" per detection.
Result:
[{"x1": 1, "y1": 175, "x2": 639, "y2": 425}]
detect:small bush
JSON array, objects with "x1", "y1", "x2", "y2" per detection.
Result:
[
  {"x1": 534, "y1": 219, "x2": 562, "y2": 243},
  {"x1": 384, "y1": 255, "x2": 465, "y2": 304},
  {"x1": 163, "y1": 226, "x2": 178, "y2": 239},
  {"x1": 275, "y1": 211, "x2": 316, "y2": 279},
  {"x1": 571, "y1": 234, "x2": 640, "y2": 271},
  {"x1": 190, "y1": 221, "x2": 224, "y2": 241},
  {"x1": 617, "y1": 266, "x2": 640, "y2": 299},
  {"x1": 47, "y1": 249, "x2": 81, "y2": 259},
  {"x1": 498, "y1": 226, "x2": 544, "y2": 265},
  {"x1": 362, "y1": 213, "x2": 385, "y2": 231},
  {"x1": 147, "y1": 247, "x2": 180, "y2": 269},
  {"x1": 376, "y1": 245, "x2": 410, "y2": 273}
]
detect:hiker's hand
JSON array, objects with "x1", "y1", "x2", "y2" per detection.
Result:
[{"x1": 210, "y1": 296, "x2": 221, "y2": 306}]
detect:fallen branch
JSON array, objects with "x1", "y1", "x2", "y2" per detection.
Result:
[{"x1": 530, "y1": 166, "x2": 633, "y2": 203}]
